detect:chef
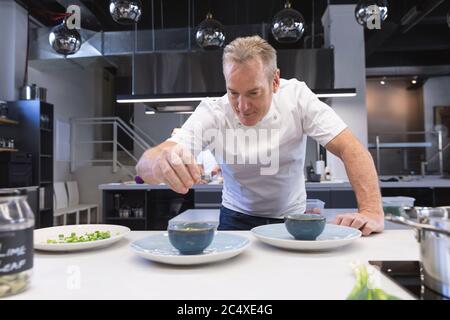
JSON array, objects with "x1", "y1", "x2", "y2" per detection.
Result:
[{"x1": 136, "y1": 36, "x2": 384, "y2": 236}]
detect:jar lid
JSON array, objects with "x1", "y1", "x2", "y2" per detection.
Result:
[{"x1": 0, "y1": 188, "x2": 27, "y2": 197}]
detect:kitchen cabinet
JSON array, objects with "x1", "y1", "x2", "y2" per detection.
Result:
[
  {"x1": 147, "y1": 190, "x2": 194, "y2": 230},
  {"x1": 194, "y1": 189, "x2": 222, "y2": 209},
  {"x1": 433, "y1": 188, "x2": 450, "y2": 207},
  {"x1": 330, "y1": 190, "x2": 358, "y2": 208},
  {"x1": 0, "y1": 100, "x2": 54, "y2": 228},
  {"x1": 102, "y1": 189, "x2": 194, "y2": 230},
  {"x1": 306, "y1": 190, "x2": 331, "y2": 207}
]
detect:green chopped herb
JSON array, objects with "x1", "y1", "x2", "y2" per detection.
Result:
[{"x1": 47, "y1": 231, "x2": 112, "y2": 244}]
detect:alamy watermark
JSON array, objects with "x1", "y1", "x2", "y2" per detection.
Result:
[
  {"x1": 171, "y1": 123, "x2": 281, "y2": 176},
  {"x1": 65, "y1": 5, "x2": 81, "y2": 30},
  {"x1": 366, "y1": 5, "x2": 383, "y2": 30},
  {"x1": 66, "y1": 265, "x2": 81, "y2": 290}
]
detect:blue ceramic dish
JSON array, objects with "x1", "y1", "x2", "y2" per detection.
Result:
[
  {"x1": 284, "y1": 214, "x2": 326, "y2": 240},
  {"x1": 168, "y1": 222, "x2": 216, "y2": 255}
]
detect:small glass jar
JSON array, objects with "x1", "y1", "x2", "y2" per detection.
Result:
[
  {"x1": 0, "y1": 189, "x2": 35, "y2": 298},
  {"x1": 0, "y1": 102, "x2": 8, "y2": 119}
]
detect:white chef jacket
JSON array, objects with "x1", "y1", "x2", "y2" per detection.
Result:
[
  {"x1": 168, "y1": 78, "x2": 347, "y2": 218},
  {"x1": 196, "y1": 150, "x2": 218, "y2": 175}
]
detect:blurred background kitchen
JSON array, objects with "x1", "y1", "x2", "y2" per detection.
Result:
[{"x1": 0, "y1": 0, "x2": 449, "y2": 230}]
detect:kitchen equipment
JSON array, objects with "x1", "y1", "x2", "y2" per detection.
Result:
[
  {"x1": 285, "y1": 214, "x2": 326, "y2": 240},
  {"x1": 305, "y1": 199, "x2": 325, "y2": 214},
  {"x1": 0, "y1": 189, "x2": 34, "y2": 297},
  {"x1": 168, "y1": 222, "x2": 216, "y2": 255},
  {"x1": 113, "y1": 194, "x2": 122, "y2": 216},
  {"x1": 369, "y1": 261, "x2": 448, "y2": 300},
  {"x1": 0, "y1": 152, "x2": 33, "y2": 188},
  {"x1": 251, "y1": 223, "x2": 361, "y2": 251},
  {"x1": 40, "y1": 114, "x2": 50, "y2": 129},
  {"x1": 0, "y1": 101, "x2": 8, "y2": 118},
  {"x1": 314, "y1": 159, "x2": 325, "y2": 176},
  {"x1": 119, "y1": 206, "x2": 130, "y2": 218},
  {"x1": 20, "y1": 84, "x2": 47, "y2": 102},
  {"x1": 131, "y1": 232, "x2": 250, "y2": 265},
  {"x1": 131, "y1": 205, "x2": 144, "y2": 218},
  {"x1": 34, "y1": 224, "x2": 130, "y2": 252},
  {"x1": 306, "y1": 164, "x2": 321, "y2": 182},
  {"x1": 386, "y1": 207, "x2": 450, "y2": 298},
  {"x1": 382, "y1": 196, "x2": 416, "y2": 216}
]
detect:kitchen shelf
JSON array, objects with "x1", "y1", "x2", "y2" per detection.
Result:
[
  {"x1": 0, "y1": 117, "x2": 18, "y2": 125},
  {"x1": 5, "y1": 100, "x2": 54, "y2": 228},
  {"x1": 0, "y1": 148, "x2": 18, "y2": 152}
]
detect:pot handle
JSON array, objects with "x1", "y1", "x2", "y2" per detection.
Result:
[{"x1": 386, "y1": 215, "x2": 450, "y2": 236}]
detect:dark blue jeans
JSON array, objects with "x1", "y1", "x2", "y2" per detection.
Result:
[{"x1": 218, "y1": 206, "x2": 284, "y2": 230}]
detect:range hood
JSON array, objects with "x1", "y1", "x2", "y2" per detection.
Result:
[
  {"x1": 116, "y1": 48, "x2": 356, "y2": 111},
  {"x1": 28, "y1": 24, "x2": 355, "y2": 112},
  {"x1": 117, "y1": 88, "x2": 357, "y2": 104}
]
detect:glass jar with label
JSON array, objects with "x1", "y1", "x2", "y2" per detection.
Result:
[{"x1": 0, "y1": 189, "x2": 35, "y2": 298}]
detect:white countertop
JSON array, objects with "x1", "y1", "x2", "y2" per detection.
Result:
[
  {"x1": 99, "y1": 175, "x2": 450, "y2": 191},
  {"x1": 8, "y1": 229, "x2": 418, "y2": 300}
]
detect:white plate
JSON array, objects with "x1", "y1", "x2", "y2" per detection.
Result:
[
  {"x1": 34, "y1": 224, "x2": 130, "y2": 252},
  {"x1": 251, "y1": 223, "x2": 361, "y2": 251},
  {"x1": 131, "y1": 232, "x2": 250, "y2": 265}
]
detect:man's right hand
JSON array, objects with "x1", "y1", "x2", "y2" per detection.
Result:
[{"x1": 136, "y1": 141, "x2": 202, "y2": 194}]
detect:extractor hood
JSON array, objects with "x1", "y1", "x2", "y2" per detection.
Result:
[
  {"x1": 115, "y1": 48, "x2": 355, "y2": 112},
  {"x1": 117, "y1": 88, "x2": 357, "y2": 105}
]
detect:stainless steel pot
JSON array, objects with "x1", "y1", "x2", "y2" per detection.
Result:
[
  {"x1": 20, "y1": 84, "x2": 47, "y2": 102},
  {"x1": 386, "y1": 207, "x2": 450, "y2": 298}
]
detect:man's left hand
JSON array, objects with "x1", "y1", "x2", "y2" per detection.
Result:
[{"x1": 331, "y1": 213, "x2": 384, "y2": 236}]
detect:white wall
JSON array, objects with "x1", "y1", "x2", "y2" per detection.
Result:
[
  {"x1": 28, "y1": 62, "x2": 103, "y2": 182},
  {"x1": 0, "y1": 0, "x2": 28, "y2": 101},
  {"x1": 322, "y1": 4, "x2": 368, "y2": 181}
]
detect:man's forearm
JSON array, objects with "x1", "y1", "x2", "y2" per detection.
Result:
[{"x1": 340, "y1": 141, "x2": 383, "y2": 220}]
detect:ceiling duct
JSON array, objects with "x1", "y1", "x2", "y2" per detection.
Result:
[{"x1": 400, "y1": 0, "x2": 445, "y2": 33}]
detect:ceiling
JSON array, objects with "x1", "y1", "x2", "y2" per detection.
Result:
[{"x1": 17, "y1": 0, "x2": 450, "y2": 68}]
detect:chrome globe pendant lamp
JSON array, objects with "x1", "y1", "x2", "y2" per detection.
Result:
[
  {"x1": 355, "y1": 0, "x2": 388, "y2": 28},
  {"x1": 196, "y1": 11, "x2": 226, "y2": 50},
  {"x1": 48, "y1": 18, "x2": 82, "y2": 56},
  {"x1": 109, "y1": 0, "x2": 143, "y2": 25},
  {"x1": 271, "y1": 0, "x2": 305, "y2": 43}
]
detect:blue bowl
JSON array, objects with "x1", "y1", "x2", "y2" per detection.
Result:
[
  {"x1": 168, "y1": 222, "x2": 216, "y2": 255},
  {"x1": 284, "y1": 214, "x2": 326, "y2": 240}
]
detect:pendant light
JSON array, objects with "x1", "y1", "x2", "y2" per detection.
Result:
[
  {"x1": 271, "y1": 0, "x2": 305, "y2": 43},
  {"x1": 195, "y1": 12, "x2": 226, "y2": 50},
  {"x1": 355, "y1": 0, "x2": 388, "y2": 28},
  {"x1": 109, "y1": 0, "x2": 143, "y2": 25},
  {"x1": 49, "y1": 18, "x2": 82, "y2": 56}
]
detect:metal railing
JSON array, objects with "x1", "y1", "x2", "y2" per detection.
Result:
[
  {"x1": 129, "y1": 117, "x2": 158, "y2": 146},
  {"x1": 70, "y1": 117, "x2": 152, "y2": 177},
  {"x1": 368, "y1": 130, "x2": 448, "y2": 176}
]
